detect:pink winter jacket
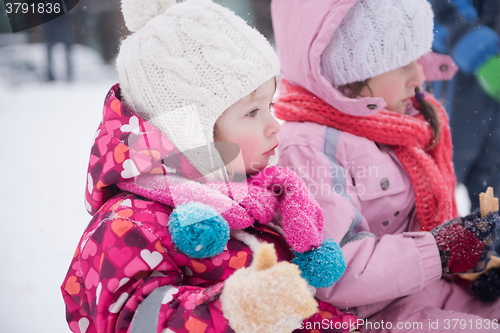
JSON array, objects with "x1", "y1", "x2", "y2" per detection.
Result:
[
  {"x1": 61, "y1": 85, "x2": 360, "y2": 333},
  {"x1": 271, "y1": 0, "x2": 458, "y2": 319}
]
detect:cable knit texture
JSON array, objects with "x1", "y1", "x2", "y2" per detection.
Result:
[
  {"x1": 121, "y1": 0, "x2": 175, "y2": 32},
  {"x1": 274, "y1": 79, "x2": 458, "y2": 231},
  {"x1": 116, "y1": 0, "x2": 280, "y2": 179},
  {"x1": 321, "y1": 0, "x2": 434, "y2": 86}
]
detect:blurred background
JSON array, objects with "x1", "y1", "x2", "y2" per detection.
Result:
[
  {"x1": 0, "y1": 1, "x2": 473, "y2": 332},
  {"x1": 0, "y1": 0, "x2": 274, "y2": 86}
]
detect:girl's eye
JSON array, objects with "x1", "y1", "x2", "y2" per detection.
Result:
[{"x1": 246, "y1": 109, "x2": 258, "y2": 117}]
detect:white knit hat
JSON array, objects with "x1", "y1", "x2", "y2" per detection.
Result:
[
  {"x1": 320, "y1": 0, "x2": 434, "y2": 86},
  {"x1": 116, "y1": 0, "x2": 280, "y2": 179}
]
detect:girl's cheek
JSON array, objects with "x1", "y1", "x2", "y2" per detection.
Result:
[{"x1": 237, "y1": 134, "x2": 257, "y2": 149}]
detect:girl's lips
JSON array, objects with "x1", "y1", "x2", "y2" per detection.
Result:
[
  {"x1": 263, "y1": 144, "x2": 279, "y2": 156},
  {"x1": 263, "y1": 149, "x2": 275, "y2": 157}
]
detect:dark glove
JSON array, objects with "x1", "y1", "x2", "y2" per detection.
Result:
[
  {"x1": 470, "y1": 266, "x2": 500, "y2": 303},
  {"x1": 431, "y1": 210, "x2": 499, "y2": 275}
]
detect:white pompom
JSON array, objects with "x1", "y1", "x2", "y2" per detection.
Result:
[{"x1": 122, "y1": 0, "x2": 176, "y2": 32}]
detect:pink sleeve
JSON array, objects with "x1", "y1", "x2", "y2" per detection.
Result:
[{"x1": 278, "y1": 144, "x2": 442, "y2": 318}]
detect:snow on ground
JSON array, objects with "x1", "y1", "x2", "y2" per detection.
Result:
[
  {"x1": 0, "y1": 43, "x2": 471, "y2": 333},
  {"x1": 0, "y1": 43, "x2": 117, "y2": 333}
]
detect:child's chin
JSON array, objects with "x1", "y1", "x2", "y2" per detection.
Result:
[{"x1": 245, "y1": 164, "x2": 265, "y2": 175}]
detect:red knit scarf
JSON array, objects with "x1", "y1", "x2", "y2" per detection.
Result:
[{"x1": 274, "y1": 79, "x2": 458, "y2": 231}]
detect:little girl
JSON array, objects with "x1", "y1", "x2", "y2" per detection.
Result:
[
  {"x1": 61, "y1": 0, "x2": 360, "y2": 332},
  {"x1": 271, "y1": 0, "x2": 500, "y2": 331}
]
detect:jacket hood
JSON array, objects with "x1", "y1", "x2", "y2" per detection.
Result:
[
  {"x1": 271, "y1": 0, "x2": 457, "y2": 116},
  {"x1": 85, "y1": 84, "x2": 205, "y2": 215}
]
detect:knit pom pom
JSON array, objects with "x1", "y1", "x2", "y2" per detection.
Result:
[
  {"x1": 169, "y1": 202, "x2": 229, "y2": 259},
  {"x1": 292, "y1": 239, "x2": 346, "y2": 288},
  {"x1": 121, "y1": 0, "x2": 176, "y2": 32}
]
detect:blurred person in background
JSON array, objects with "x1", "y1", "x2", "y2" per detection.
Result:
[
  {"x1": 430, "y1": 0, "x2": 500, "y2": 211},
  {"x1": 81, "y1": 0, "x2": 119, "y2": 63},
  {"x1": 248, "y1": 0, "x2": 273, "y2": 42},
  {"x1": 215, "y1": 0, "x2": 274, "y2": 42},
  {"x1": 42, "y1": 14, "x2": 74, "y2": 81}
]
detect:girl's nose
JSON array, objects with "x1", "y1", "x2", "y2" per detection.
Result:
[
  {"x1": 266, "y1": 113, "x2": 281, "y2": 137},
  {"x1": 408, "y1": 62, "x2": 425, "y2": 88}
]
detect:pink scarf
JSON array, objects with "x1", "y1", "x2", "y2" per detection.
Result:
[{"x1": 117, "y1": 166, "x2": 324, "y2": 252}]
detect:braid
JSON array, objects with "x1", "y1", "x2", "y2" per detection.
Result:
[{"x1": 415, "y1": 87, "x2": 441, "y2": 150}]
